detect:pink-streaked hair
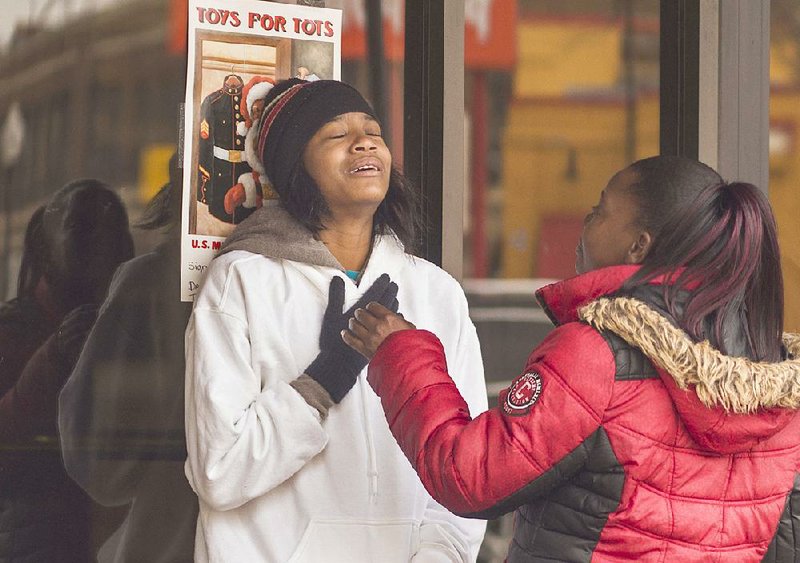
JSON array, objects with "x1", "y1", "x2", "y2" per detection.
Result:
[{"x1": 624, "y1": 156, "x2": 784, "y2": 362}]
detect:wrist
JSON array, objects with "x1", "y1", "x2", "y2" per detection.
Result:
[
  {"x1": 290, "y1": 374, "x2": 334, "y2": 420},
  {"x1": 304, "y1": 350, "x2": 365, "y2": 403}
]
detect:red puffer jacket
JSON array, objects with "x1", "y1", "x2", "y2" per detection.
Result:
[{"x1": 368, "y1": 265, "x2": 800, "y2": 562}]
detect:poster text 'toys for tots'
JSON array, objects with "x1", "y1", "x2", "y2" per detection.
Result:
[{"x1": 195, "y1": 7, "x2": 335, "y2": 37}]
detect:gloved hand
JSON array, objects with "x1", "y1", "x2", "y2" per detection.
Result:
[
  {"x1": 52, "y1": 303, "x2": 98, "y2": 370},
  {"x1": 304, "y1": 274, "x2": 399, "y2": 403}
]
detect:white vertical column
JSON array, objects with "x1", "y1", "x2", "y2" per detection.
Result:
[
  {"x1": 698, "y1": 0, "x2": 770, "y2": 190},
  {"x1": 441, "y1": 0, "x2": 465, "y2": 280}
]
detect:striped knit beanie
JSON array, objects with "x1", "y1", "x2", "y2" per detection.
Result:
[{"x1": 254, "y1": 78, "x2": 378, "y2": 195}]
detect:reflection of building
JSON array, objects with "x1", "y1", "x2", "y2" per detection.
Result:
[
  {"x1": 0, "y1": 0, "x2": 185, "y2": 285},
  {"x1": 496, "y1": 2, "x2": 800, "y2": 331},
  {"x1": 0, "y1": 0, "x2": 184, "y2": 201},
  {"x1": 768, "y1": 90, "x2": 800, "y2": 331},
  {"x1": 498, "y1": 13, "x2": 660, "y2": 280}
]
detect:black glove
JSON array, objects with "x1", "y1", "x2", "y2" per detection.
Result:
[{"x1": 305, "y1": 273, "x2": 399, "y2": 403}]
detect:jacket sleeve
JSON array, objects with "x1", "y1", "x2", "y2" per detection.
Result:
[
  {"x1": 0, "y1": 333, "x2": 63, "y2": 442},
  {"x1": 762, "y1": 473, "x2": 800, "y2": 562},
  {"x1": 0, "y1": 321, "x2": 34, "y2": 400},
  {"x1": 413, "y1": 292, "x2": 488, "y2": 562},
  {"x1": 368, "y1": 322, "x2": 616, "y2": 520},
  {"x1": 58, "y1": 260, "x2": 190, "y2": 507},
  {"x1": 184, "y1": 276, "x2": 328, "y2": 512}
]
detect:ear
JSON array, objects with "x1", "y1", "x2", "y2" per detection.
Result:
[{"x1": 625, "y1": 230, "x2": 652, "y2": 265}]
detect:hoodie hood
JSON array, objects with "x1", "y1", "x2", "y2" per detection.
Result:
[
  {"x1": 218, "y1": 200, "x2": 342, "y2": 270},
  {"x1": 536, "y1": 266, "x2": 800, "y2": 454}
]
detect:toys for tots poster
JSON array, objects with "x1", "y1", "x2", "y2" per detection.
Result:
[{"x1": 180, "y1": 0, "x2": 342, "y2": 301}]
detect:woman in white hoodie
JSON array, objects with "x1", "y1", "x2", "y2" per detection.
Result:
[{"x1": 185, "y1": 78, "x2": 488, "y2": 563}]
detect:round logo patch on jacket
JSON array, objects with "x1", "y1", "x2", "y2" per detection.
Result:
[{"x1": 502, "y1": 371, "x2": 542, "y2": 416}]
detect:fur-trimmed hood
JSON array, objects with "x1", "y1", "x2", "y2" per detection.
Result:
[{"x1": 536, "y1": 266, "x2": 800, "y2": 454}]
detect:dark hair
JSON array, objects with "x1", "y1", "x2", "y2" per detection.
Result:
[
  {"x1": 624, "y1": 156, "x2": 783, "y2": 361},
  {"x1": 17, "y1": 205, "x2": 47, "y2": 301},
  {"x1": 137, "y1": 152, "x2": 183, "y2": 231},
  {"x1": 39, "y1": 179, "x2": 135, "y2": 309},
  {"x1": 281, "y1": 162, "x2": 423, "y2": 253}
]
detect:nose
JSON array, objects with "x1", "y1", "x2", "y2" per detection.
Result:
[{"x1": 352, "y1": 132, "x2": 378, "y2": 152}]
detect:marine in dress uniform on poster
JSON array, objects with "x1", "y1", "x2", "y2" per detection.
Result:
[
  {"x1": 197, "y1": 74, "x2": 254, "y2": 224},
  {"x1": 181, "y1": 0, "x2": 343, "y2": 301}
]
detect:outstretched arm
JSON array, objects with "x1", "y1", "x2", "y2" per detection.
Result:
[{"x1": 348, "y1": 313, "x2": 616, "y2": 519}]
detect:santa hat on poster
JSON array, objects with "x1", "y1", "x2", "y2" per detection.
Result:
[{"x1": 237, "y1": 76, "x2": 275, "y2": 137}]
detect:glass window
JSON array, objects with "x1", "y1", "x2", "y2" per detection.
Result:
[
  {"x1": 461, "y1": 3, "x2": 659, "y2": 559},
  {"x1": 0, "y1": 2, "x2": 409, "y2": 561},
  {"x1": 463, "y1": 0, "x2": 660, "y2": 390},
  {"x1": 770, "y1": 0, "x2": 800, "y2": 332},
  {"x1": 332, "y1": 0, "x2": 406, "y2": 159},
  {"x1": 464, "y1": 0, "x2": 660, "y2": 281}
]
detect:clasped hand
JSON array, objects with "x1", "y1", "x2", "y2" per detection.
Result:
[{"x1": 343, "y1": 300, "x2": 415, "y2": 360}]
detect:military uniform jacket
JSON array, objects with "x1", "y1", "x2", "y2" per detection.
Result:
[{"x1": 197, "y1": 78, "x2": 253, "y2": 224}]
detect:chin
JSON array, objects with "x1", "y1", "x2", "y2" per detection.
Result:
[{"x1": 358, "y1": 186, "x2": 389, "y2": 205}]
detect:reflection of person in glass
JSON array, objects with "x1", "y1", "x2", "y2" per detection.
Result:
[
  {"x1": 59, "y1": 156, "x2": 198, "y2": 563},
  {"x1": 344, "y1": 156, "x2": 800, "y2": 561},
  {"x1": 185, "y1": 79, "x2": 488, "y2": 562},
  {"x1": 0, "y1": 180, "x2": 134, "y2": 562}
]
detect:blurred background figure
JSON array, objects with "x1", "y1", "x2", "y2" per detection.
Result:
[
  {"x1": 0, "y1": 179, "x2": 134, "y2": 562},
  {"x1": 59, "y1": 155, "x2": 198, "y2": 563}
]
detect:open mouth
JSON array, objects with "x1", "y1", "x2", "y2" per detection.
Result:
[{"x1": 349, "y1": 158, "x2": 383, "y2": 174}]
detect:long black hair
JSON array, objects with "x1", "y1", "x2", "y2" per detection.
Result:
[
  {"x1": 623, "y1": 156, "x2": 783, "y2": 361},
  {"x1": 34, "y1": 179, "x2": 135, "y2": 310},
  {"x1": 17, "y1": 205, "x2": 47, "y2": 301},
  {"x1": 137, "y1": 152, "x2": 183, "y2": 231}
]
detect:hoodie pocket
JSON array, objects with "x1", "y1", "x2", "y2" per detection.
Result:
[{"x1": 287, "y1": 519, "x2": 415, "y2": 563}]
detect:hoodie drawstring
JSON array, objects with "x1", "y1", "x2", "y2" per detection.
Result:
[{"x1": 359, "y1": 374, "x2": 379, "y2": 502}]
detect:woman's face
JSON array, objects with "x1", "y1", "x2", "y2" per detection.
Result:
[
  {"x1": 575, "y1": 167, "x2": 649, "y2": 274},
  {"x1": 302, "y1": 112, "x2": 391, "y2": 220}
]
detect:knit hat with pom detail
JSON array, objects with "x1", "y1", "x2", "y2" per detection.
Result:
[{"x1": 254, "y1": 79, "x2": 378, "y2": 196}]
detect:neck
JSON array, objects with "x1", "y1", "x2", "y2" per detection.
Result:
[{"x1": 319, "y1": 215, "x2": 375, "y2": 272}]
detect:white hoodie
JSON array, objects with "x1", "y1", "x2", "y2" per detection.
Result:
[{"x1": 185, "y1": 202, "x2": 488, "y2": 562}]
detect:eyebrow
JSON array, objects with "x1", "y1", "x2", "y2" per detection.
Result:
[{"x1": 330, "y1": 113, "x2": 377, "y2": 123}]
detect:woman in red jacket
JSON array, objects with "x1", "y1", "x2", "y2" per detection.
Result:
[{"x1": 343, "y1": 155, "x2": 800, "y2": 562}]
